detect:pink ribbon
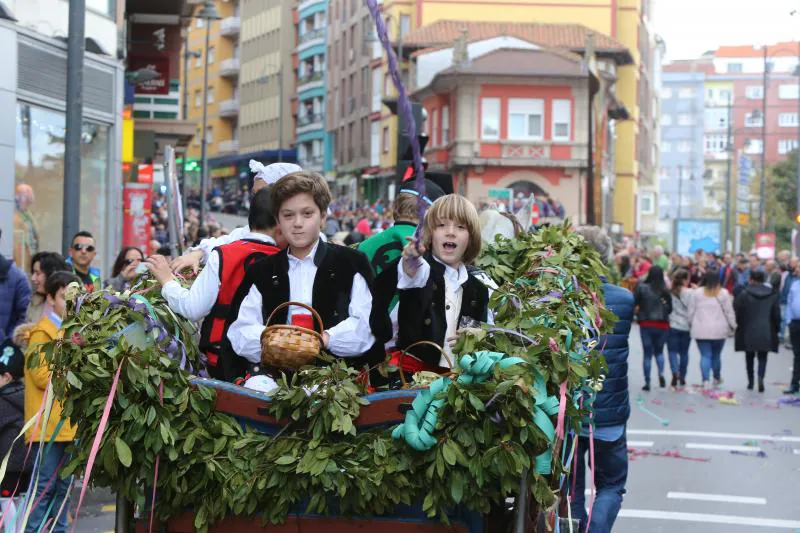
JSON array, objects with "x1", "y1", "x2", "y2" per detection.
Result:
[
  {"x1": 148, "y1": 379, "x2": 164, "y2": 533},
  {"x1": 70, "y1": 361, "x2": 124, "y2": 533},
  {"x1": 585, "y1": 418, "x2": 596, "y2": 533},
  {"x1": 554, "y1": 380, "x2": 568, "y2": 441}
]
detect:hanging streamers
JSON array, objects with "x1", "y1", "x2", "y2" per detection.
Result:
[{"x1": 365, "y1": 0, "x2": 427, "y2": 228}]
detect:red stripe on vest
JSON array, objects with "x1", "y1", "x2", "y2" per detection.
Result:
[{"x1": 199, "y1": 239, "x2": 281, "y2": 359}]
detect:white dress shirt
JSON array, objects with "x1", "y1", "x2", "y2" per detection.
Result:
[
  {"x1": 398, "y1": 256, "x2": 469, "y2": 367},
  {"x1": 162, "y1": 232, "x2": 276, "y2": 321},
  {"x1": 193, "y1": 226, "x2": 326, "y2": 264},
  {"x1": 227, "y1": 241, "x2": 376, "y2": 363}
]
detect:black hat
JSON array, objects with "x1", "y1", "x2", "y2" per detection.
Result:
[
  {"x1": 0, "y1": 340, "x2": 24, "y2": 380},
  {"x1": 398, "y1": 170, "x2": 446, "y2": 206},
  {"x1": 423, "y1": 171, "x2": 454, "y2": 196}
]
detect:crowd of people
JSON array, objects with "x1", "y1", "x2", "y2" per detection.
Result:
[{"x1": 619, "y1": 245, "x2": 799, "y2": 395}]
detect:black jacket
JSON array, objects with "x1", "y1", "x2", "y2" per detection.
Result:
[
  {"x1": 0, "y1": 381, "x2": 27, "y2": 482},
  {"x1": 633, "y1": 282, "x2": 672, "y2": 322},
  {"x1": 734, "y1": 283, "x2": 780, "y2": 353}
]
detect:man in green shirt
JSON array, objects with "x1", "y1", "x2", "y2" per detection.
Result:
[{"x1": 652, "y1": 245, "x2": 669, "y2": 272}]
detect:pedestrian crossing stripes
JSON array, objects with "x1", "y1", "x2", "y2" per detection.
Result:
[
  {"x1": 666, "y1": 492, "x2": 767, "y2": 505},
  {"x1": 626, "y1": 440, "x2": 654, "y2": 447},
  {"x1": 685, "y1": 443, "x2": 763, "y2": 452},
  {"x1": 628, "y1": 429, "x2": 800, "y2": 443},
  {"x1": 617, "y1": 509, "x2": 800, "y2": 529}
]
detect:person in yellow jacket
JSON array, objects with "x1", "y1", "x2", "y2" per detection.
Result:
[{"x1": 24, "y1": 271, "x2": 78, "y2": 533}]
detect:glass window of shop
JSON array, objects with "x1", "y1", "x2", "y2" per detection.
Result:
[
  {"x1": 13, "y1": 103, "x2": 111, "y2": 276},
  {"x1": 87, "y1": 0, "x2": 116, "y2": 17}
]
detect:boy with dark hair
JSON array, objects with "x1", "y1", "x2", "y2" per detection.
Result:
[
  {"x1": 147, "y1": 188, "x2": 285, "y2": 381},
  {"x1": 228, "y1": 171, "x2": 386, "y2": 389},
  {"x1": 0, "y1": 339, "x2": 28, "y2": 498},
  {"x1": 24, "y1": 271, "x2": 79, "y2": 533},
  {"x1": 67, "y1": 230, "x2": 101, "y2": 291}
]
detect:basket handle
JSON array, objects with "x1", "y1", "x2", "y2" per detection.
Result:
[
  {"x1": 397, "y1": 340, "x2": 453, "y2": 388},
  {"x1": 265, "y1": 301, "x2": 326, "y2": 333}
]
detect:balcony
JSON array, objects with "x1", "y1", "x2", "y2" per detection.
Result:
[
  {"x1": 299, "y1": 27, "x2": 325, "y2": 46},
  {"x1": 299, "y1": 154, "x2": 324, "y2": 170},
  {"x1": 219, "y1": 57, "x2": 240, "y2": 78},
  {"x1": 219, "y1": 99, "x2": 239, "y2": 118},
  {"x1": 297, "y1": 113, "x2": 324, "y2": 134},
  {"x1": 218, "y1": 139, "x2": 239, "y2": 154},
  {"x1": 297, "y1": 0, "x2": 326, "y2": 12},
  {"x1": 297, "y1": 71, "x2": 324, "y2": 92},
  {"x1": 220, "y1": 16, "x2": 241, "y2": 37}
]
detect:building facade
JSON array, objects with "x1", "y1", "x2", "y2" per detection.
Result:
[
  {"x1": 638, "y1": 33, "x2": 665, "y2": 241},
  {"x1": 2, "y1": 3, "x2": 124, "y2": 276},
  {"x1": 295, "y1": 0, "x2": 329, "y2": 173},
  {"x1": 658, "y1": 70, "x2": 706, "y2": 224}
]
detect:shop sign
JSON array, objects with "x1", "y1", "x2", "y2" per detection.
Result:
[
  {"x1": 211, "y1": 166, "x2": 237, "y2": 179},
  {"x1": 127, "y1": 55, "x2": 170, "y2": 95},
  {"x1": 755, "y1": 232, "x2": 776, "y2": 260},
  {"x1": 123, "y1": 183, "x2": 153, "y2": 250},
  {"x1": 138, "y1": 164, "x2": 154, "y2": 184}
]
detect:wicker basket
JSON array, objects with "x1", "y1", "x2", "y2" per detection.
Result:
[
  {"x1": 260, "y1": 302, "x2": 324, "y2": 369},
  {"x1": 396, "y1": 340, "x2": 454, "y2": 389}
]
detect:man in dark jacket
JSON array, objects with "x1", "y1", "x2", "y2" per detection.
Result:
[
  {"x1": 572, "y1": 226, "x2": 634, "y2": 533},
  {"x1": 734, "y1": 270, "x2": 780, "y2": 392},
  {"x1": 0, "y1": 229, "x2": 32, "y2": 345},
  {"x1": 0, "y1": 340, "x2": 28, "y2": 494}
]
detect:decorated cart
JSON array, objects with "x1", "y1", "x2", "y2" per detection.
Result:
[{"x1": 14, "y1": 222, "x2": 615, "y2": 533}]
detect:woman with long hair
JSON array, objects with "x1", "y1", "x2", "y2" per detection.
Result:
[
  {"x1": 634, "y1": 265, "x2": 672, "y2": 391},
  {"x1": 688, "y1": 269, "x2": 737, "y2": 389},
  {"x1": 105, "y1": 246, "x2": 145, "y2": 292},
  {"x1": 667, "y1": 268, "x2": 693, "y2": 388}
]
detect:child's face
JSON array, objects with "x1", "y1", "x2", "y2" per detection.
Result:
[
  {"x1": 432, "y1": 218, "x2": 470, "y2": 268},
  {"x1": 278, "y1": 193, "x2": 323, "y2": 253},
  {"x1": 46, "y1": 287, "x2": 67, "y2": 318}
]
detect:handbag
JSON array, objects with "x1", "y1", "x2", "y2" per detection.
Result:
[{"x1": 715, "y1": 295, "x2": 735, "y2": 338}]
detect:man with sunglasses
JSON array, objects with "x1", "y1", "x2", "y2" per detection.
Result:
[{"x1": 67, "y1": 231, "x2": 101, "y2": 292}]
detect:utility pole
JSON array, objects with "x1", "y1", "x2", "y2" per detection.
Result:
[
  {"x1": 677, "y1": 164, "x2": 683, "y2": 219},
  {"x1": 725, "y1": 95, "x2": 733, "y2": 252},
  {"x1": 198, "y1": 14, "x2": 211, "y2": 230},
  {"x1": 795, "y1": 38, "x2": 800, "y2": 257},
  {"x1": 760, "y1": 45, "x2": 768, "y2": 233},
  {"x1": 62, "y1": 0, "x2": 86, "y2": 256}
]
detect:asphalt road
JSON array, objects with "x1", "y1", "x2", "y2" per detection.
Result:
[{"x1": 63, "y1": 325, "x2": 800, "y2": 533}]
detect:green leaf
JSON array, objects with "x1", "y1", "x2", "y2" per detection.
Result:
[
  {"x1": 442, "y1": 442, "x2": 457, "y2": 466},
  {"x1": 275, "y1": 455, "x2": 296, "y2": 465},
  {"x1": 65, "y1": 371, "x2": 83, "y2": 390},
  {"x1": 115, "y1": 436, "x2": 132, "y2": 467},
  {"x1": 450, "y1": 473, "x2": 464, "y2": 503},
  {"x1": 468, "y1": 393, "x2": 485, "y2": 411}
]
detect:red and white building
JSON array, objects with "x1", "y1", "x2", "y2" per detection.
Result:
[{"x1": 411, "y1": 35, "x2": 625, "y2": 222}]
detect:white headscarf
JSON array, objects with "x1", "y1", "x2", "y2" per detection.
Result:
[{"x1": 249, "y1": 160, "x2": 302, "y2": 185}]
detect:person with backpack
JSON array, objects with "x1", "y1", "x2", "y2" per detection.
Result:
[
  {"x1": 634, "y1": 265, "x2": 672, "y2": 391},
  {"x1": 146, "y1": 189, "x2": 285, "y2": 381}
]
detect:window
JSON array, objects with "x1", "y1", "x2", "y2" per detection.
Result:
[
  {"x1": 206, "y1": 126, "x2": 213, "y2": 144},
  {"x1": 207, "y1": 86, "x2": 214, "y2": 104},
  {"x1": 194, "y1": 90, "x2": 201, "y2": 108},
  {"x1": 678, "y1": 114, "x2": 695, "y2": 126},
  {"x1": 779, "y1": 139, "x2": 799, "y2": 155},
  {"x1": 704, "y1": 134, "x2": 727, "y2": 153},
  {"x1": 399, "y1": 14, "x2": 411, "y2": 38},
  {"x1": 779, "y1": 84, "x2": 800, "y2": 100},
  {"x1": 370, "y1": 121, "x2": 380, "y2": 166},
  {"x1": 745, "y1": 139, "x2": 763, "y2": 154},
  {"x1": 678, "y1": 87, "x2": 695, "y2": 99},
  {"x1": 678, "y1": 140, "x2": 691, "y2": 152},
  {"x1": 640, "y1": 193, "x2": 655, "y2": 215},
  {"x1": 480, "y1": 97, "x2": 500, "y2": 140},
  {"x1": 507, "y1": 98, "x2": 544, "y2": 140},
  {"x1": 745, "y1": 86, "x2": 763, "y2": 99},
  {"x1": 384, "y1": 72, "x2": 390, "y2": 97},
  {"x1": 661, "y1": 88, "x2": 673, "y2": 99},
  {"x1": 552, "y1": 99, "x2": 571, "y2": 141},
  {"x1": 196, "y1": 18, "x2": 204, "y2": 28},
  {"x1": 779, "y1": 113, "x2": 799, "y2": 127},
  {"x1": 726, "y1": 63, "x2": 743, "y2": 73},
  {"x1": 430, "y1": 108, "x2": 438, "y2": 145},
  {"x1": 195, "y1": 53, "x2": 202, "y2": 68},
  {"x1": 744, "y1": 112, "x2": 763, "y2": 127},
  {"x1": 382, "y1": 126, "x2": 389, "y2": 153},
  {"x1": 661, "y1": 141, "x2": 672, "y2": 152},
  {"x1": 441, "y1": 106, "x2": 450, "y2": 145},
  {"x1": 661, "y1": 114, "x2": 672, "y2": 126},
  {"x1": 719, "y1": 89, "x2": 732, "y2": 104},
  {"x1": 371, "y1": 68, "x2": 381, "y2": 112},
  {"x1": 207, "y1": 47, "x2": 215, "y2": 64}
]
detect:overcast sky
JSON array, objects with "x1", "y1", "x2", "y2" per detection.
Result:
[{"x1": 654, "y1": 0, "x2": 800, "y2": 61}]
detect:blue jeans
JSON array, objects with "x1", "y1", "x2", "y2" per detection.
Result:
[
  {"x1": 25, "y1": 442, "x2": 71, "y2": 533},
  {"x1": 570, "y1": 432, "x2": 628, "y2": 533},
  {"x1": 696, "y1": 339, "x2": 725, "y2": 382},
  {"x1": 667, "y1": 328, "x2": 691, "y2": 379},
  {"x1": 640, "y1": 327, "x2": 667, "y2": 383}
]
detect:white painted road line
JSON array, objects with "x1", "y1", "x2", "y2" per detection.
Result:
[
  {"x1": 626, "y1": 440, "x2": 654, "y2": 447},
  {"x1": 685, "y1": 443, "x2": 762, "y2": 452},
  {"x1": 628, "y1": 429, "x2": 800, "y2": 443},
  {"x1": 617, "y1": 509, "x2": 800, "y2": 529},
  {"x1": 666, "y1": 492, "x2": 767, "y2": 505}
]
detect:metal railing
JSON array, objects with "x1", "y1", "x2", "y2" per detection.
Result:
[
  {"x1": 219, "y1": 57, "x2": 240, "y2": 77},
  {"x1": 219, "y1": 99, "x2": 239, "y2": 117},
  {"x1": 299, "y1": 27, "x2": 325, "y2": 44},
  {"x1": 220, "y1": 16, "x2": 241, "y2": 37},
  {"x1": 297, "y1": 113, "x2": 324, "y2": 127},
  {"x1": 297, "y1": 71, "x2": 324, "y2": 85}
]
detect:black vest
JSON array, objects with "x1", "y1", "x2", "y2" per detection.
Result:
[
  {"x1": 247, "y1": 240, "x2": 387, "y2": 369},
  {"x1": 397, "y1": 255, "x2": 489, "y2": 367}
]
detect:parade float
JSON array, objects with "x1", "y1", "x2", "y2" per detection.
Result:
[{"x1": 29, "y1": 221, "x2": 614, "y2": 533}]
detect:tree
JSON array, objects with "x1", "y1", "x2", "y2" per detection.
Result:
[{"x1": 767, "y1": 149, "x2": 800, "y2": 251}]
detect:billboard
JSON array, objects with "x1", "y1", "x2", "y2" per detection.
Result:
[{"x1": 674, "y1": 219, "x2": 723, "y2": 256}]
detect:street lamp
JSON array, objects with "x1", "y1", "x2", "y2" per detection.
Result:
[
  {"x1": 197, "y1": 0, "x2": 220, "y2": 233},
  {"x1": 257, "y1": 65, "x2": 283, "y2": 162}
]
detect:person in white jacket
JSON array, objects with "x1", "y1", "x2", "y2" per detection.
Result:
[{"x1": 170, "y1": 161, "x2": 301, "y2": 274}]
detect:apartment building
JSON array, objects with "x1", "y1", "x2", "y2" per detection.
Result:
[{"x1": 295, "y1": 0, "x2": 329, "y2": 173}]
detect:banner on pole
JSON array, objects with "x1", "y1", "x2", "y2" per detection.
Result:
[{"x1": 122, "y1": 183, "x2": 152, "y2": 250}]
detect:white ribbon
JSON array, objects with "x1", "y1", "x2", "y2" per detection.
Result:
[{"x1": 248, "y1": 160, "x2": 303, "y2": 185}]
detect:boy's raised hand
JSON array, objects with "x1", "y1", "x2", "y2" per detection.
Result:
[{"x1": 401, "y1": 236, "x2": 425, "y2": 277}]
